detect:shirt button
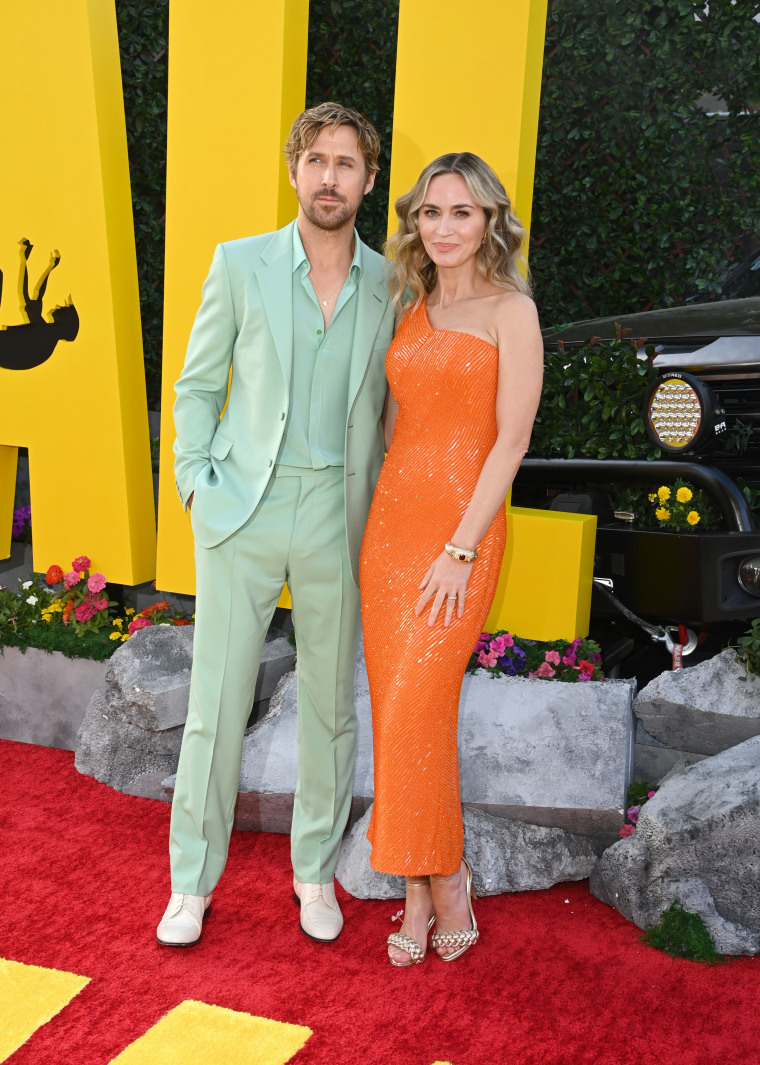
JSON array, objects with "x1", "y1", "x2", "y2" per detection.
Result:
[{"x1": 316, "y1": 329, "x2": 322, "y2": 335}]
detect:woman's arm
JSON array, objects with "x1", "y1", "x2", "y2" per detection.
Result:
[{"x1": 416, "y1": 292, "x2": 544, "y2": 626}]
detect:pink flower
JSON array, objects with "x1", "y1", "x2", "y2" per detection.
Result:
[
  {"x1": 619, "y1": 824, "x2": 635, "y2": 838},
  {"x1": 474, "y1": 632, "x2": 491, "y2": 653},
  {"x1": 562, "y1": 652, "x2": 577, "y2": 666},
  {"x1": 88, "y1": 572, "x2": 106, "y2": 593},
  {"x1": 128, "y1": 617, "x2": 152, "y2": 636},
  {"x1": 626, "y1": 805, "x2": 641, "y2": 824},
  {"x1": 490, "y1": 634, "x2": 514, "y2": 656},
  {"x1": 477, "y1": 648, "x2": 499, "y2": 668},
  {"x1": 545, "y1": 650, "x2": 561, "y2": 666},
  {"x1": 648, "y1": 790, "x2": 656, "y2": 799},
  {"x1": 63, "y1": 570, "x2": 81, "y2": 589},
  {"x1": 529, "y1": 661, "x2": 556, "y2": 678},
  {"x1": 72, "y1": 555, "x2": 91, "y2": 572},
  {"x1": 93, "y1": 596, "x2": 109, "y2": 611},
  {"x1": 74, "y1": 601, "x2": 96, "y2": 622}
]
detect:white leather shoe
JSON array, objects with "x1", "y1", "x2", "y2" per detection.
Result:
[
  {"x1": 156, "y1": 891, "x2": 212, "y2": 946},
  {"x1": 293, "y1": 878, "x2": 343, "y2": 942}
]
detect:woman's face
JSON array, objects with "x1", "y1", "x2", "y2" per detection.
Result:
[{"x1": 416, "y1": 173, "x2": 488, "y2": 270}]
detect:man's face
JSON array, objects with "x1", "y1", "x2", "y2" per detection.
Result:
[{"x1": 290, "y1": 125, "x2": 375, "y2": 232}]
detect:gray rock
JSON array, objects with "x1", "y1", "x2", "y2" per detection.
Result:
[
  {"x1": 240, "y1": 643, "x2": 635, "y2": 841},
  {"x1": 0, "y1": 646, "x2": 108, "y2": 751},
  {"x1": 634, "y1": 744, "x2": 706, "y2": 785},
  {"x1": 590, "y1": 735, "x2": 760, "y2": 955},
  {"x1": 106, "y1": 625, "x2": 195, "y2": 731},
  {"x1": 634, "y1": 649, "x2": 760, "y2": 756},
  {"x1": 75, "y1": 688, "x2": 183, "y2": 800},
  {"x1": 336, "y1": 804, "x2": 604, "y2": 900}
]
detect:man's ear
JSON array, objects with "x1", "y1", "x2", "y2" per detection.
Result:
[
  {"x1": 288, "y1": 166, "x2": 297, "y2": 190},
  {"x1": 364, "y1": 170, "x2": 376, "y2": 196}
]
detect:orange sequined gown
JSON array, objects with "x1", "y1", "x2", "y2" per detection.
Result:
[{"x1": 361, "y1": 298, "x2": 506, "y2": 876}]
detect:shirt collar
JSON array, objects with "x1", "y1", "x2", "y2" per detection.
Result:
[{"x1": 292, "y1": 222, "x2": 363, "y2": 281}]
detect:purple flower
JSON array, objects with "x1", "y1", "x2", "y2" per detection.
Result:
[
  {"x1": 647, "y1": 790, "x2": 656, "y2": 799},
  {"x1": 626, "y1": 805, "x2": 641, "y2": 824}
]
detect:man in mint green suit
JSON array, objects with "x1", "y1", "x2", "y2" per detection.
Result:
[{"x1": 157, "y1": 104, "x2": 394, "y2": 946}]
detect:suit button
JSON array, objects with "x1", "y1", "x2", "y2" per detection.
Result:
[
  {"x1": 281, "y1": 412, "x2": 286, "y2": 420},
  {"x1": 268, "y1": 459, "x2": 273, "y2": 467}
]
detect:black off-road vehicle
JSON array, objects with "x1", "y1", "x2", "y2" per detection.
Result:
[{"x1": 514, "y1": 297, "x2": 760, "y2": 680}]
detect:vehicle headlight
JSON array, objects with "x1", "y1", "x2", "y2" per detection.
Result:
[
  {"x1": 645, "y1": 373, "x2": 726, "y2": 454},
  {"x1": 738, "y1": 556, "x2": 760, "y2": 597}
]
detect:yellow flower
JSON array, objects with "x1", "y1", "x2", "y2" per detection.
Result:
[
  {"x1": 656, "y1": 507, "x2": 670, "y2": 521},
  {"x1": 41, "y1": 612, "x2": 52, "y2": 623},
  {"x1": 687, "y1": 511, "x2": 700, "y2": 525},
  {"x1": 48, "y1": 600, "x2": 63, "y2": 613},
  {"x1": 676, "y1": 486, "x2": 692, "y2": 503},
  {"x1": 648, "y1": 493, "x2": 656, "y2": 502},
  {"x1": 112, "y1": 618, "x2": 124, "y2": 629},
  {"x1": 121, "y1": 633, "x2": 130, "y2": 641},
  {"x1": 125, "y1": 608, "x2": 135, "y2": 616},
  {"x1": 109, "y1": 632, "x2": 121, "y2": 641},
  {"x1": 657, "y1": 486, "x2": 671, "y2": 502}
]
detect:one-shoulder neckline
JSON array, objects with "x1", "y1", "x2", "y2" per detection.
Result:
[{"x1": 421, "y1": 297, "x2": 499, "y2": 352}]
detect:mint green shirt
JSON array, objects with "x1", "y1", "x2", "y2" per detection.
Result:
[{"x1": 277, "y1": 223, "x2": 362, "y2": 468}]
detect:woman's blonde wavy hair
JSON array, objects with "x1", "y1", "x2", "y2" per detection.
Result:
[{"x1": 385, "y1": 152, "x2": 530, "y2": 309}]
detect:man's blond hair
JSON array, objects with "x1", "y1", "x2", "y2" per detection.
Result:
[{"x1": 284, "y1": 102, "x2": 380, "y2": 176}]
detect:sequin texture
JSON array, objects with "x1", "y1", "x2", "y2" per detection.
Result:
[{"x1": 361, "y1": 298, "x2": 506, "y2": 876}]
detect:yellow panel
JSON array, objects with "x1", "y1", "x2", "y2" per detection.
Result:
[
  {"x1": 388, "y1": 0, "x2": 548, "y2": 238},
  {"x1": 0, "y1": 1, "x2": 156, "y2": 582},
  {"x1": 0, "y1": 447, "x2": 16, "y2": 560},
  {"x1": 486, "y1": 506, "x2": 597, "y2": 641},
  {"x1": 109, "y1": 1000, "x2": 311, "y2": 1065},
  {"x1": 155, "y1": 0, "x2": 309, "y2": 594},
  {"x1": 0, "y1": 957, "x2": 89, "y2": 1062}
]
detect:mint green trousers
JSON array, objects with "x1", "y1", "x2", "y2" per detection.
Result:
[{"x1": 169, "y1": 465, "x2": 361, "y2": 895}]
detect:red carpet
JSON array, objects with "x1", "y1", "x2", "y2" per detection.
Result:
[{"x1": 1, "y1": 737, "x2": 758, "y2": 1064}]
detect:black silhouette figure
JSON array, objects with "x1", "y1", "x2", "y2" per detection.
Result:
[{"x1": 0, "y1": 239, "x2": 79, "y2": 370}]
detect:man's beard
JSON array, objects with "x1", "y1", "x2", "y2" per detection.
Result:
[{"x1": 298, "y1": 189, "x2": 357, "y2": 231}]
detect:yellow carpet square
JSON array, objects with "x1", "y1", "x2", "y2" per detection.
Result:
[
  {"x1": 0, "y1": 957, "x2": 90, "y2": 1062},
  {"x1": 109, "y1": 999, "x2": 312, "y2": 1064}
]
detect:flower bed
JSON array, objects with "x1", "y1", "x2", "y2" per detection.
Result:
[
  {"x1": 0, "y1": 553, "x2": 192, "y2": 661},
  {"x1": 468, "y1": 630, "x2": 604, "y2": 682}
]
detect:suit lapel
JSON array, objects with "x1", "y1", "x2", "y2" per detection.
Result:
[
  {"x1": 255, "y1": 222, "x2": 295, "y2": 388},
  {"x1": 347, "y1": 249, "x2": 388, "y2": 411}
]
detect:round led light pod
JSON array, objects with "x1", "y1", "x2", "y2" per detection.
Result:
[
  {"x1": 645, "y1": 373, "x2": 718, "y2": 454},
  {"x1": 738, "y1": 556, "x2": 760, "y2": 598}
]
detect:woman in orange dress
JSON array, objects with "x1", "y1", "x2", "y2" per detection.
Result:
[{"x1": 360, "y1": 153, "x2": 544, "y2": 965}]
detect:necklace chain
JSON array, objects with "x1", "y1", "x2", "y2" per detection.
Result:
[{"x1": 309, "y1": 272, "x2": 345, "y2": 308}]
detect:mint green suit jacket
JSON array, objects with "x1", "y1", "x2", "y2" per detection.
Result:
[{"x1": 173, "y1": 220, "x2": 394, "y2": 584}]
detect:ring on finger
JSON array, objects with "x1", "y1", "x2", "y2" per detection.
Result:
[{"x1": 447, "y1": 595, "x2": 457, "y2": 601}]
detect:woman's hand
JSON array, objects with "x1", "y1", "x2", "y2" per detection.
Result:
[{"x1": 415, "y1": 552, "x2": 473, "y2": 627}]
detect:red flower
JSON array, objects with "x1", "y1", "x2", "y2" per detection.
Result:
[
  {"x1": 128, "y1": 617, "x2": 152, "y2": 636},
  {"x1": 173, "y1": 618, "x2": 192, "y2": 626},
  {"x1": 45, "y1": 564, "x2": 64, "y2": 585},
  {"x1": 72, "y1": 555, "x2": 91, "y2": 572},
  {"x1": 619, "y1": 824, "x2": 635, "y2": 838}
]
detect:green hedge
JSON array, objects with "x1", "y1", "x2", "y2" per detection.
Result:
[
  {"x1": 530, "y1": 0, "x2": 760, "y2": 328},
  {"x1": 116, "y1": 1, "x2": 760, "y2": 408}
]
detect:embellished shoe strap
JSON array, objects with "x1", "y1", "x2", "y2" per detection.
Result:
[
  {"x1": 387, "y1": 931, "x2": 426, "y2": 963},
  {"x1": 429, "y1": 927, "x2": 480, "y2": 950}
]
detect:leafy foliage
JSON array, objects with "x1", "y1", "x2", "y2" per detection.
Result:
[
  {"x1": 643, "y1": 900, "x2": 723, "y2": 963},
  {"x1": 115, "y1": 0, "x2": 168, "y2": 410},
  {"x1": 627, "y1": 779, "x2": 656, "y2": 807},
  {"x1": 305, "y1": 0, "x2": 400, "y2": 254},
  {"x1": 733, "y1": 618, "x2": 760, "y2": 681},
  {"x1": 529, "y1": 333, "x2": 661, "y2": 459},
  {"x1": 530, "y1": 1, "x2": 760, "y2": 329}
]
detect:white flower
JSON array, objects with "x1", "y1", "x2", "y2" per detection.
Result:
[
  {"x1": 21, "y1": 580, "x2": 33, "y2": 590},
  {"x1": 26, "y1": 595, "x2": 38, "y2": 605}
]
